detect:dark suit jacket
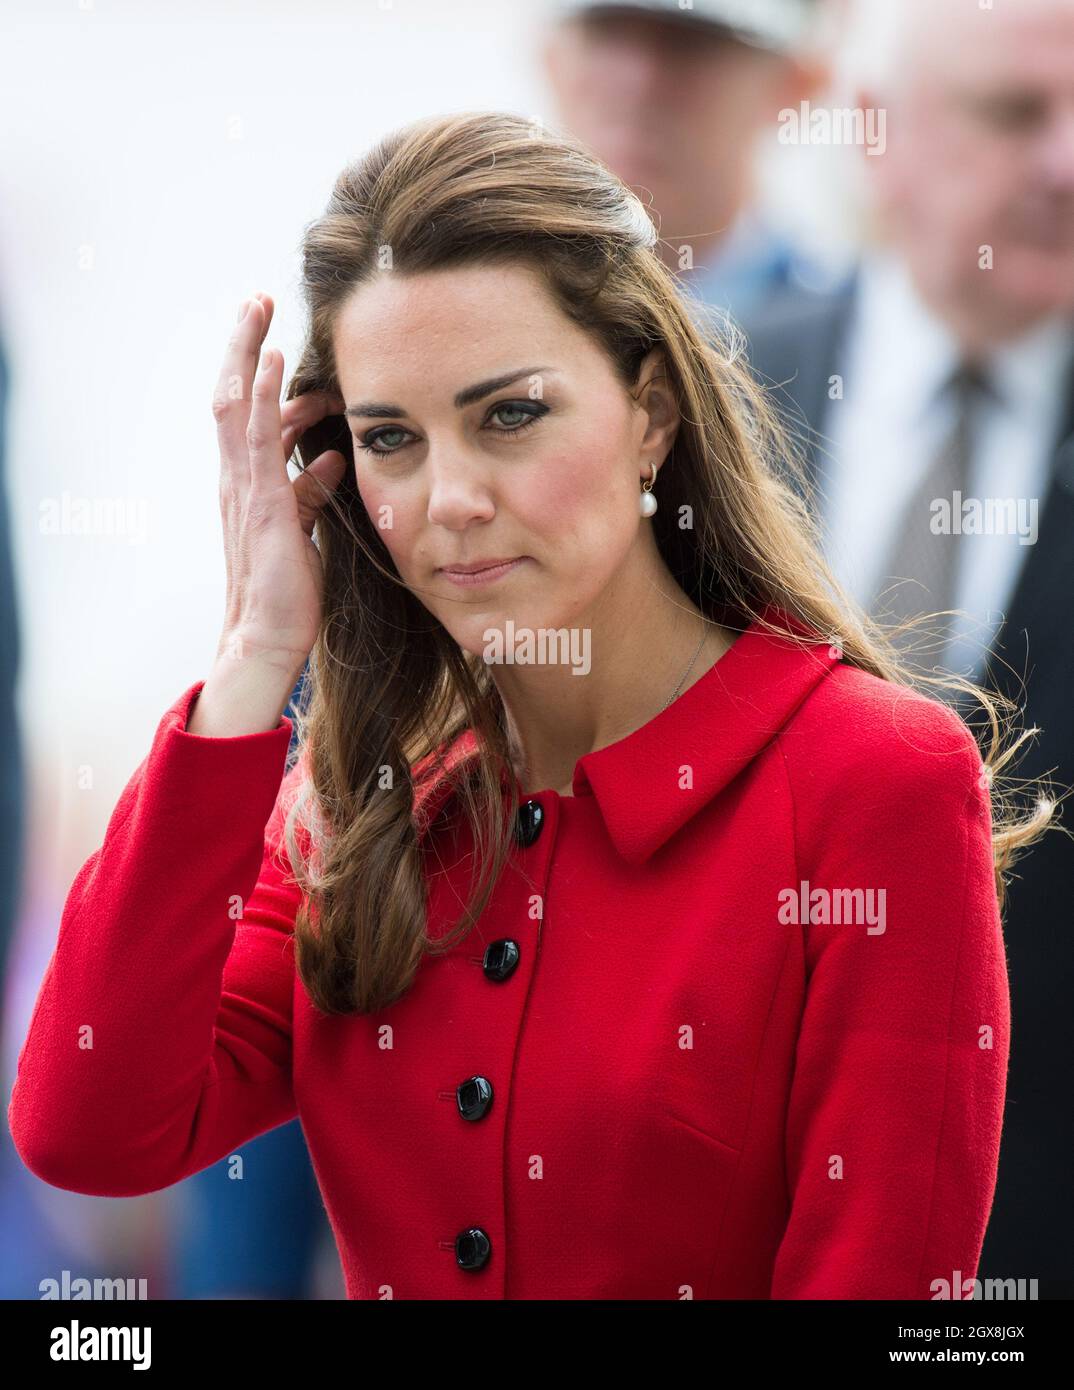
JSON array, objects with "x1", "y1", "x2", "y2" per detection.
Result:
[{"x1": 741, "y1": 278, "x2": 1074, "y2": 1298}]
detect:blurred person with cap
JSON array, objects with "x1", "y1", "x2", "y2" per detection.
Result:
[
  {"x1": 741, "y1": 0, "x2": 1074, "y2": 1298},
  {"x1": 542, "y1": 0, "x2": 831, "y2": 321}
]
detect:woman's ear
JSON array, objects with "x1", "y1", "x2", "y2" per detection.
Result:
[{"x1": 634, "y1": 347, "x2": 680, "y2": 463}]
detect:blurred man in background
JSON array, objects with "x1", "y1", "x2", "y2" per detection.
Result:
[
  {"x1": 542, "y1": 0, "x2": 830, "y2": 320},
  {"x1": 742, "y1": 0, "x2": 1074, "y2": 1297}
]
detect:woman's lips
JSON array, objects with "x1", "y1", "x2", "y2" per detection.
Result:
[{"x1": 438, "y1": 557, "x2": 529, "y2": 587}]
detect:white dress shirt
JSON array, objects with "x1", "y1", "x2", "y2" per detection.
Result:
[{"x1": 819, "y1": 254, "x2": 1074, "y2": 680}]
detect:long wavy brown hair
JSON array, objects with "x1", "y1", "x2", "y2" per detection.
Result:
[{"x1": 282, "y1": 109, "x2": 1063, "y2": 1017}]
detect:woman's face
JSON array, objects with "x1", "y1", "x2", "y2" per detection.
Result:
[{"x1": 330, "y1": 261, "x2": 678, "y2": 661}]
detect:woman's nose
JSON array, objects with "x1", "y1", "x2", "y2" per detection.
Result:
[{"x1": 425, "y1": 453, "x2": 497, "y2": 528}]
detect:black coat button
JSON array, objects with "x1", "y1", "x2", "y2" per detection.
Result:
[
  {"x1": 456, "y1": 1075, "x2": 494, "y2": 1121},
  {"x1": 514, "y1": 799, "x2": 544, "y2": 848},
  {"x1": 483, "y1": 940, "x2": 520, "y2": 982},
  {"x1": 455, "y1": 1226, "x2": 492, "y2": 1271}
]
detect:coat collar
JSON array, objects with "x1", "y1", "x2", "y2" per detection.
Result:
[{"x1": 413, "y1": 605, "x2": 843, "y2": 866}]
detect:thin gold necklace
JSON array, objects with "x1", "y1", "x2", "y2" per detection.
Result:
[
  {"x1": 662, "y1": 612, "x2": 709, "y2": 711},
  {"x1": 510, "y1": 612, "x2": 710, "y2": 792}
]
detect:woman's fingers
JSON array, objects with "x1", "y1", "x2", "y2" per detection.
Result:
[
  {"x1": 293, "y1": 450, "x2": 349, "y2": 536},
  {"x1": 213, "y1": 293, "x2": 275, "y2": 488},
  {"x1": 281, "y1": 388, "x2": 347, "y2": 460},
  {"x1": 254, "y1": 290, "x2": 274, "y2": 325},
  {"x1": 282, "y1": 387, "x2": 346, "y2": 428},
  {"x1": 206, "y1": 291, "x2": 340, "y2": 670},
  {"x1": 214, "y1": 289, "x2": 344, "y2": 496},
  {"x1": 247, "y1": 341, "x2": 288, "y2": 490}
]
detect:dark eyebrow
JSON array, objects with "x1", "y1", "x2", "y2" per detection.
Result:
[{"x1": 345, "y1": 366, "x2": 554, "y2": 419}]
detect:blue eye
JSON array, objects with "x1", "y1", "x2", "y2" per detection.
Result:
[
  {"x1": 355, "y1": 399, "x2": 549, "y2": 456},
  {"x1": 489, "y1": 402, "x2": 536, "y2": 429},
  {"x1": 357, "y1": 426, "x2": 409, "y2": 454}
]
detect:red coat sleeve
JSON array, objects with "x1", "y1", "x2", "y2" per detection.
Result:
[
  {"x1": 771, "y1": 688, "x2": 1010, "y2": 1299},
  {"x1": 7, "y1": 680, "x2": 304, "y2": 1197}
]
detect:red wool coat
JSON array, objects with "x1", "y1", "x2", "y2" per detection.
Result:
[{"x1": 8, "y1": 608, "x2": 1010, "y2": 1300}]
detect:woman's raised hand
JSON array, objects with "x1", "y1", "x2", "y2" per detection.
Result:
[{"x1": 211, "y1": 292, "x2": 348, "y2": 680}]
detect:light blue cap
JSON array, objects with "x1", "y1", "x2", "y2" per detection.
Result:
[{"x1": 552, "y1": 0, "x2": 815, "y2": 54}]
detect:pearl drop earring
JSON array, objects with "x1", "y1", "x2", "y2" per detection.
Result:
[{"x1": 640, "y1": 461, "x2": 659, "y2": 517}]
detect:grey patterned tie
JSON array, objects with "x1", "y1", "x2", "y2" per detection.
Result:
[{"x1": 875, "y1": 360, "x2": 993, "y2": 662}]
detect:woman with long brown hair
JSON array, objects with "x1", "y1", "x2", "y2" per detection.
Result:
[{"x1": 9, "y1": 111, "x2": 1059, "y2": 1300}]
